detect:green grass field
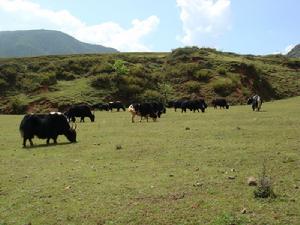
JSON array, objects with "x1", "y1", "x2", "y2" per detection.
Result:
[{"x1": 1, "y1": 97, "x2": 300, "y2": 225}]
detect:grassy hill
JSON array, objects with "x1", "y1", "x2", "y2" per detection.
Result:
[
  {"x1": 0, "y1": 30, "x2": 118, "y2": 58},
  {"x1": 0, "y1": 97, "x2": 300, "y2": 224},
  {"x1": 0, "y1": 47, "x2": 300, "y2": 113}
]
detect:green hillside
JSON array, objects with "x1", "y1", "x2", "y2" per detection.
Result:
[
  {"x1": 0, "y1": 47, "x2": 300, "y2": 113},
  {"x1": 0, "y1": 30, "x2": 118, "y2": 58}
]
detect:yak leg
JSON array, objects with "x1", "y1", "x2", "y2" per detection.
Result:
[
  {"x1": 23, "y1": 138, "x2": 27, "y2": 147},
  {"x1": 29, "y1": 139, "x2": 33, "y2": 146}
]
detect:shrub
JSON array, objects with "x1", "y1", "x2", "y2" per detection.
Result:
[
  {"x1": 38, "y1": 63, "x2": 57, "y2": 73},
  {"x1": 173, "y1": 63, "x2": 199, "y2": 77},
  {"x1": 0, "y1": 65, "x2": 18, "y2": 85},
  {"x1": 113, "y1": 60, "x2": 129, "y2": 75},
  {"x1": 171, "y1": 46, "x2": 199, "y2": 58},
  {"x1": 130, "y1": 64, "x2": 148, "y2": 78},
  {"x1": 217, "y1": 66, "x2": 227, "y2": 75},
  {"x1": 0, "y1": 78, "x2": 9, "y2": 91},
  {"x1": 90, "y1": 62, "x2": 114, "y2": 74},
  {"x1": 184, "y1": 81, "x2": 201, "y2": 93},
  {"x1": 140, "y1": 90, "x2": 163, "y2": 102},
  {"x1": 194, "y1": 69, "x2": 213, "y2": 82},
  {"x1": 40, "y1": 72, "x2": 57, "y2": 86},
  {"x1": 212, "y1": 78, "x2": 237, "y2": 96},
  {"x1": 56, "y1": 71, "x2": 77, "y2": 81},
  {"x1": 9, "y1": 98, "x2": 27, "y2": 114},
  {"x1": 91, "y1": 73, "x2": 116, "y2": 89},
  {"x1": 254, "y1": 164, "x2": 276, "y2": 198}
]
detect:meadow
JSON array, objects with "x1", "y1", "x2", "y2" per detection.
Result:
[{"x1": 0, "y1": 97, "x2": 299, "y2": 225}]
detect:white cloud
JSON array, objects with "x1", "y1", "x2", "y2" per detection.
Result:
[
  {"x1": 74, "y1": 16, "x2": 160, "y2": 52},
  {"x1": 176, "y1": 0, "x2": 231, "y2": 47},
  {"x1": 0, "y1": 0, "x2": 160, "y2": 51}
]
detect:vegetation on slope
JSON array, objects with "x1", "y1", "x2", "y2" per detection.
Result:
[{"x1": 0, "y1": 47, "x2": 299, "y2": 113}]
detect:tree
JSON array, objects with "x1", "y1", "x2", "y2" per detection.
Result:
[
  {"x1": 158, "y1": 82, "x2": 174, "y2": 103},
  {"x1": 113, "y1": 60, "x2": 129, "y2": 76}
]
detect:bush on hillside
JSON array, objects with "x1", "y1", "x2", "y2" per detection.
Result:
[
  {"x1": 38, "y1": 63, "x2": 57, "y2": 73},
  {"x1": 9, "y1": 98, "x2": 27, "y2": 114},
  {"x1": 217, "y1": 66, "x2": 227, "y2": 75},
  {"x1": 113, "y1": 60, "x2": 129, "y2": 76},
  {"x1": 212, "y1": 78, "x2": 237, "y2": 96},
  {"x1": 56, "y1": 70, "x2": 77, "y2": 80},
  {"x1": 0, "y1": 65, "x2": 18, "y2": 86},
  {"x1": 178, "y1": 63, "x2": 200, "y2": 77},
  {"x1": 194, "y1": 69, "x2": 213, "y2": 82},
  {"x1": 140, "y1": 90, "x2": 163, "y2": 102},
  {"x1": 91, "y1": 73, "x2": 116, "y2": 89},
  {"x1": 40, "y1": 72, "x2": 57, "y2": 86},
  {"x1": 130, "y1": 64, "x2": 148, "y2": 78},
  {"x1": 90, "y1": 62, "x2": 114, "y2": 75},
  {"x1": 0, "y1": 78, "x2": 9, "y2": 92},
  {"x1": 171, "y1": 46, "x2": 199, "y2": 57},
  {"x1": 184, "y1": 81, "x2": 201, "y2": 93}
]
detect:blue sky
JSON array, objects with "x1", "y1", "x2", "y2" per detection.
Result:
[{"x1": 0, "y1": 0, "x2": 299, "y2": 54}]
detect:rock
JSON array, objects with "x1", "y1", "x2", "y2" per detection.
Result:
[
  {"x1": 228, "y1": 176, "x2": 236, "y2": 180},
  {"x1": 294, "y1": 185, "x2": 299, "y2": 189},
  {"x1": 241, "y1": 208, "x2": 247, "y2": 214},
  {"x1": 64, "y1": 186, "x2": 71, "y2": 190},
  {"x1": 230, "y1": 168, "x2": 236, "y2": 172},
  {"x1": 247, "y1": 176, "x2": 257, "y2": 186},
  {"x1": 193, "y1": 182, "x2": 203, "y2": 187}
]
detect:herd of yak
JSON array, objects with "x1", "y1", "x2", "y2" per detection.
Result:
[{"x1": 19, "y1": 95, "x2": 263, "y2": 147}]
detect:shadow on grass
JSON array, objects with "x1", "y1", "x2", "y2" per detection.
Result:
[{"x1": 23, "y1": 142, "x2": 77, "y2": 149}]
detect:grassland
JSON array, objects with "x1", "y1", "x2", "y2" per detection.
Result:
[{"x1": 1, "y1": 97, "x2": 300, "y2": 225}]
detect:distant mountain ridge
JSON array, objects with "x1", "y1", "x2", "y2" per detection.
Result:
[
  {"x1": 287, "y1": 44, "x2": 300, "y2": 58},
  {"x1": 0, "y1": 29, "x2": 118, "y2": 57}
]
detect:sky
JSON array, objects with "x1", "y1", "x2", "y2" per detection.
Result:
[{"x1": 0, "y1": 0, "x2": 299, "y2": 54}]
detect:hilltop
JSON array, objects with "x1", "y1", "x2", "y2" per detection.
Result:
[
  {"x1": 0, "y1": 30, "x2": 118, "y2": 58},
  {"x1": 0, "y1": 47, "x2": 299, "y2": 113}
]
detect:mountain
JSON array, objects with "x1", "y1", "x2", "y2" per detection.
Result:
[
  {"x1": 287, "y1": 44, "x2": 300, "y2": 58},
  {"x1": 0, "y1": 29, "x2": 118, "y2": 57}
]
